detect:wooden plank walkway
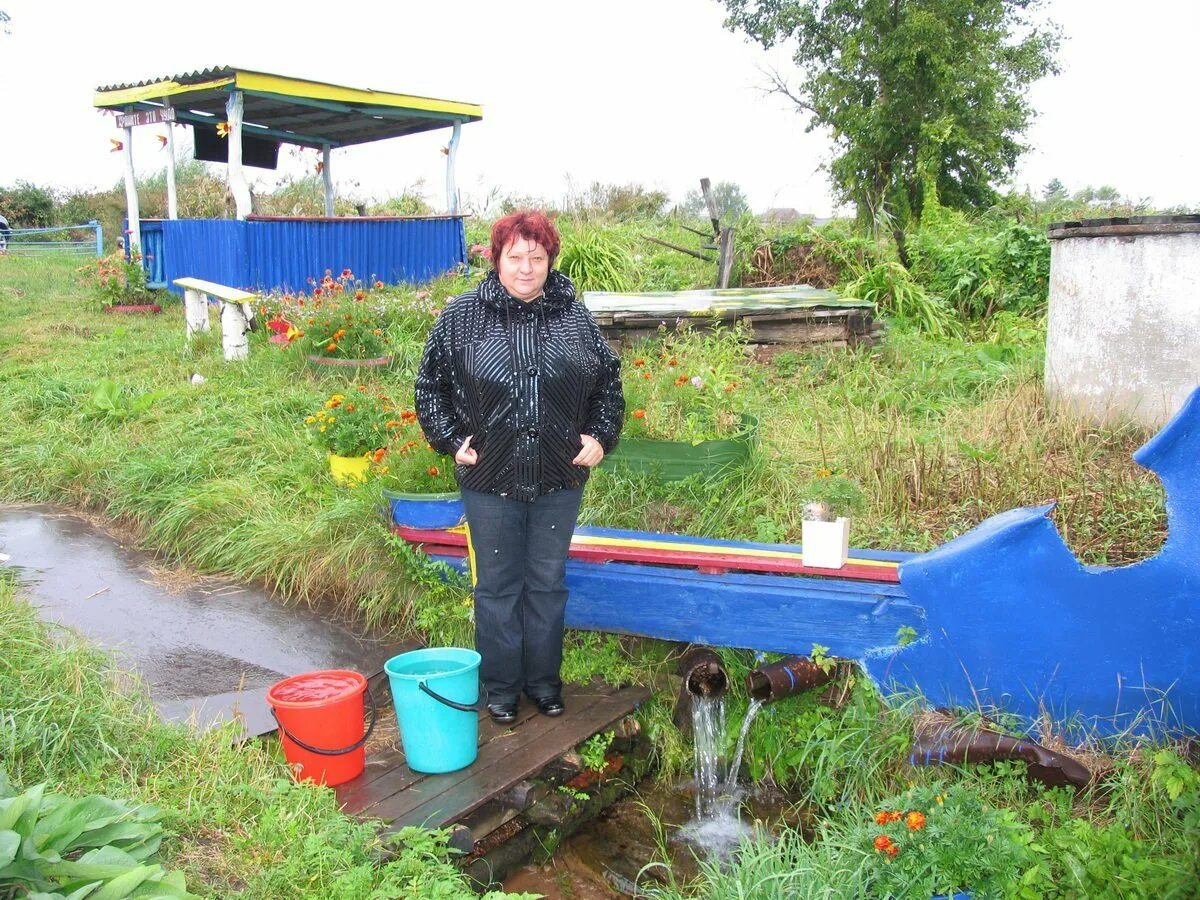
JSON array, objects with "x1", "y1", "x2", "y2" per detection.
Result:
[{"x1": 336, "y1": 681, "x2": 650, "y2": 833}]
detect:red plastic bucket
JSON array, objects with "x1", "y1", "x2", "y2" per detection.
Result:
[{"x1": 266, "y1": 669, "x2": 375, "y2": 786}]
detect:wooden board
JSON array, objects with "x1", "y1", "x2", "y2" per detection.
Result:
[{"x1": 337, "y1": 682, "x2": 650, "y2": 832}]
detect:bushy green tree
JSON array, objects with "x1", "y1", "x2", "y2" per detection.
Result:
[
  {"x1": 680, "y1": 180, "x2": 751, "y2": 221},
  {"x1": 0, "y1": 181, "x2": 54, "y2": 227},
  {"x1": 721, "y1": 0, "x2": 1060, "y2": 261}
]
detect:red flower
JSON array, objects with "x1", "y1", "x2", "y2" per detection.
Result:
[
  {"x1": 374, "y1": 279, "x2": 385, "y2": 288},
  {"x1": 634, "y1": 358, "x2": 645, "y2": 367},
  {"x1": 873, "y1": 835, "x2": 892, "y2": 851},
  {"x1": 341, "y1": 268, "x2": 353, "y2": 279},
  {"x1": 885, "y1": 844, "x2": 899, "y2": 857},
  {"x1": 633, "y1": 409, "x2": 646, "y2": 419},
  {"x1": 427, "y1": 466, "x2": 440, "y2": 477}
]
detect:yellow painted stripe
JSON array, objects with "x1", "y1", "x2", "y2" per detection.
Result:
[
  {"x1": 235, "y1": 72, "x2": 482, "y2": 118},
  {"x1": 94, "y1": 76, "x2": 235, "y2": 108},
  {"x1": 440, "y1": 524, "x2": 896, "y2": 569}
]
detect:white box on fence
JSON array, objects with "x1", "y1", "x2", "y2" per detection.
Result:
[{"x1": 802, "y1": 517, "x2": 851, "y2": 569}]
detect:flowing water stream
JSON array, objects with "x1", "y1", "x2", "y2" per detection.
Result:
[{"x1": 675, "y1": 696, "x2": 765, "y2": 858}]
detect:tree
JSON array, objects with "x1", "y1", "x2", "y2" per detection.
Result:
[
  {"x1": 680, "y1": 181, "x2": 751, "y2": 221},
  {"x1": 721, "y1": 0, "x2": 1060, "y2": 262},
  {"x1": 1043, "y1": 178, "x2": 1067, "y2": 201}
]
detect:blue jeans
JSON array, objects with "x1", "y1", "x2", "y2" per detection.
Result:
[{"x1": 461, "y1": 487, "x2": 583, "y2": 705}]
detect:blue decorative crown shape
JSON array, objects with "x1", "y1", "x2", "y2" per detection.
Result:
[{"x1": 868, "y1": 386, "x2": 1200, "y2": 738}]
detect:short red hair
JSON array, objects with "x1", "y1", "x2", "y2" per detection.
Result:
[{"x1": 490, "y1": 209, "x2": 561, "y2": 269}]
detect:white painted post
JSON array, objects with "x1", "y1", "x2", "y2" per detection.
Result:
[
  {"x1": 184, "y1": 289, "x2": 211, "y2": 340},
  {"x1": 322, "y1": 144, "x2": 333, "y2": 216},
  {"x1": 121, "y1": 108, "x2": 141, "y2": 254},
  {"x1": 163, "y1": 97, "x2": 178, "y2": 219},
  {"x1": 445, "y1": 122, "x2": 461, "y2": 214},
  {"x1": 225, "y1": 90, "x2": 252, "y2": 220},
  {"x1": 220, "y1": 301, "x2": 250, "y2": 361}
]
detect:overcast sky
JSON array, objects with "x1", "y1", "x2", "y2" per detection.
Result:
[{"x1": 0, "y1": 0, "x2": 1196, "y2": 216}]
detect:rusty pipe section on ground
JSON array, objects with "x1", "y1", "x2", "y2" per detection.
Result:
[
  {"x1": 746, "y1": 655, "x2": 837, "y2": 703},
  {"x1": 672, "y1": 646, "x2": 729, "y2": 734},
  {"x1": 911, "y1": 718, "x2": 1092, "y2": 789}
]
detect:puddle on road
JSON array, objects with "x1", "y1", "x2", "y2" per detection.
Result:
[{"x1": 0, "y1": 505, "x2": 399, "y2": 736}]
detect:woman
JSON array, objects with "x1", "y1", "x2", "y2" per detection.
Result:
[{"x1": 415, "y1": 210, "x2": 623, "y2": 723}]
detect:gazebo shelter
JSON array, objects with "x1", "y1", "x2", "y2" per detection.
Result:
[{"x1": 94, "y1": 66, "x2": 483, "y2": 292}]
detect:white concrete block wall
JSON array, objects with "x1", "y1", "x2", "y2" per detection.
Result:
[{"x1": 1046, "y1": 230, "x2": 1200, "y2": 428}]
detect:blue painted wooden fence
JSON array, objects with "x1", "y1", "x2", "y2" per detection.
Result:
[{"x1": 134, "y1": 217, "x2": 467, "y2": 292}]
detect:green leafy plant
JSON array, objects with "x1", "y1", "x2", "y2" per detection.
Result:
[
  {"x1": 799, "y1": 470, "x2": 865, "y2": 520},
  {"x1": 622, "y1": 325, "x2": 755, "y2": 443},
  {"x1": 374, "y1": 423, "x2": 459, "y2": 495},
  {"x1": 896, "y1": 625, "x2": 919, "y2": 648},
  {"x1": 282, "y1": 269, "x2": 390, "y2": 360},
  {"x1": 304, "y1": 385, "x2": 396, "y2": 457},
  {"x1": 844, "y1": 261, "x2": 958, "y2": 337},
  {"x1": 556, "y1": 226, "x2": 636, "y2": 292},
  {"x1": 87, "y1": 380, "x2": 163, "y2": 421},
  {"x1": 856, "y1": 782, "x2": 1033, "y2": 899},
  {"x1": 75, "y1": 251, "x2": 152, "y2": 310},
  {"x1": 0, "y1": 770, "x2": 196, "y2": 899},
  {"x1": 810, "y1": 643, "x2": 836, "y2": 676},
  {"x1": 579, "y1": 731, "x2": 614, "y2": 773}
]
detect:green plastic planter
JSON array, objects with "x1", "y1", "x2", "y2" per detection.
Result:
[{"x1": 603, "y1": 416, "x2": 757, "y2": 481}]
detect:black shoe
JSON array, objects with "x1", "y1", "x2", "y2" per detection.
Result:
[
  {"x1": 531, "y1": 695, "x2": 565, "y2": 717},
  {"x1": 486, "y1": 702, "x2": 518, "y2": 724}
]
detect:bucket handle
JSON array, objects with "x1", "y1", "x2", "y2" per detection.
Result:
[
  {"x1": 271, "y1": 687, "x2": 377, "y2": 756},
  {"x1": 419, "y1": 680, "x2": 478, "y2": 714}
]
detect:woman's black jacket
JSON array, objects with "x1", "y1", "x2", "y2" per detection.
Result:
[{"x1": 415, "y1": 270, "x2": 624, "y2": 502}]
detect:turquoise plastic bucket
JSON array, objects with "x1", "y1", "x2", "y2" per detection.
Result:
[{"x1": 384, "y1": 648, "x2": 481, "y2": 773}]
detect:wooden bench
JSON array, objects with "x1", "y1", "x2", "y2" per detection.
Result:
[{"x1": 173, "y1": 277, "x2": 259, "y2": 361}]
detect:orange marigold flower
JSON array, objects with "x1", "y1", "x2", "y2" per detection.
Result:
[
  {"x1": 327, "y1": 342, "x2": 338, "y2": 352},
  {"x1": 641, "y1": 372, "x2": 651, "y2": 380},
  {"x1": 633, "y1": 409, "x2": 646, "y2": 419},
  {"x1": 373, "y1": 328, "x2": 382, "y2": 336},
  {"x1": 873, "y1": 835, "x2": 892, "y2": 851},
  {"x1": 724, "y1": 381, "x2": 738, "y2": 393},
  {"x1": 667, "y1": 357, "x2": 678, "y2": 366},
  {"x1": 427, "y1": 466, "x2": 440, "y2": 477},
  {"x1": 674, "y1": 375, "x2": 688, "y2": 386},
  {"x1": 401, "y1": 410, "x2": 417, "y2": 423},
  {"x1": 905, "y1": 811, "x2": 926, "y2": 831},
  {"x1": 386, "y1": 420, "x2": 402, "y2": 428},
  {"x1": 875, "y1": 812, "x2": 892, "y2": 826},
  {"x1": 345, "y1": 403, "x2": 356, "y2": 412},
  {"x1": 885, "y1": 844, "x2": 899, "y2": 857},
  {"x1": 373, "y1": 448, "x2": 387, "y2": 463},
  {"x1": 634, "y1": 358, "x2": 645, "y2": 366}
]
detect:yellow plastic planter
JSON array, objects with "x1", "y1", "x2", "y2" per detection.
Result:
[{"x1": 328, "y1": 453, "x2": 371, "y2": 485}]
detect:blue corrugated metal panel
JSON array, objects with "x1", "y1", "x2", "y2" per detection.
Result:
[
  {"x1": 139, "y1": 221, "x2": 167, "y2": 288},
  {"x1": 245, "y1": 218, "x2": 466, "y2": 292},
  {"x1": 158, "y1": 220, "x2": 251, "y2": 294}
]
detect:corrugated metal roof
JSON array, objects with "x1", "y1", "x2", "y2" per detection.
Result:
[{"x1": 96, "y1": 66, "x2": 235, "y2": 92}]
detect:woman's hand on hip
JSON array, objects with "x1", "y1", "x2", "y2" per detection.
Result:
[
  {"x1": 573, "y1": 434, "x2": 604, "y2": 467},
  {"x1": 455, "y1": 435, "x2": 479, "y2": 465}
]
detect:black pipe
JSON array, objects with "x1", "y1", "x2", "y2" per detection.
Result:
[
  {"x1": 746, "y1": 655, "x2": 836, "y2": 703},
  {"x1": 911, "y1": 717, "x2": 1092, "y2": 788}
]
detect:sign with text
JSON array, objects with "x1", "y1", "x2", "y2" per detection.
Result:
[{"x1": 116, "y1": 107, "x2": 177, "y2": 129}]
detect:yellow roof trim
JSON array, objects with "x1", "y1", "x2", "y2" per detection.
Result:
[
  {"x1": 94, "y1": 76, "x2": 235, "y2": 108},
  {"x1": 235, "y1": 71, "x2": 481, "y2": 118}
]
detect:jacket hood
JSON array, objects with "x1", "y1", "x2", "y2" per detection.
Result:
[{"x1": 478, "y1": 269, "x2": 576, "y2": 314}]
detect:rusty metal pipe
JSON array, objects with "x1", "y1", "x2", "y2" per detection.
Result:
[
  {"x1": 746, "y1": 655, "x2": 836, "y2": 704},
  {"x1": 911, "y1": 718, "x2": 1092, "y2": 789},
  {"x1": 672, "y1": 647, "x2": 729, "y2": 734}
]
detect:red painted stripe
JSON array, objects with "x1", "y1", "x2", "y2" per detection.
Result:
[{"x1": 393, "y1": 526, "x2": 900, "y2": 584}]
